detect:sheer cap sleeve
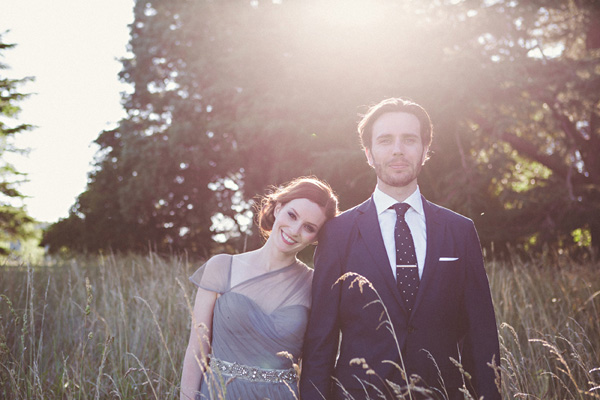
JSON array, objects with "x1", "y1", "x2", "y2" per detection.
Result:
[{"x1": 189, "y1": 254, "x2": 231, "y2": 293}]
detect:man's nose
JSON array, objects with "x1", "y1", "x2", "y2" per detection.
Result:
[{"x1": 392, "y1": 139, "x2": 404, "y2": 154}]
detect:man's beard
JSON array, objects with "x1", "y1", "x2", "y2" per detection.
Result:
[{"x1": 371, "y1": 155, "x2": 423, "y2": 188}]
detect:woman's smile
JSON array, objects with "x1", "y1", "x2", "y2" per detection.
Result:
[{"x1": 281, "y1": 230, "x2": 297, "y2": 245}]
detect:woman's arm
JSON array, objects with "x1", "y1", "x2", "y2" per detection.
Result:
[{"x1": 180, "y1": 287, "x2": 218, "y2": 400}]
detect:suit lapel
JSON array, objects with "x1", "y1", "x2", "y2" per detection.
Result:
[
  {"x1": 411, "y1": 196, "x2": 444, "y2": 318},
  {"x1": 356, "y1": 197, "x2": 411, "y2": 315}
]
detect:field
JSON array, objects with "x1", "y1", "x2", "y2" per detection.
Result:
[{"x1": 1, "y1": 252, "x2": 599, "y2": 399}]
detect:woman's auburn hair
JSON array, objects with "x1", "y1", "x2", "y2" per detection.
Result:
[{"x1": 256, "y1": 176, "x2": 339, "y2": 238}]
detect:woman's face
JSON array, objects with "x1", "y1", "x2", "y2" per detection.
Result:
[{"x1": 272, "y1": 198, "x2": 328, "y2": 255}]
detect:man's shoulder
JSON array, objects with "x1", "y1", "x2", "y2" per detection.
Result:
[
  {"x1": 318, "y1": 198, "x2": 369, "y2": 237},
  {"x1": 424, "y1": 198, "x2": 475, "y2": 227},
  {"x1": 330, "y1": 198, "x2": 369, "y2": 223}
]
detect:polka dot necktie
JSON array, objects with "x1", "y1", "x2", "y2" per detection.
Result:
[{"x1": 391, "y1": 203, "x2": 419, "y2": 313}]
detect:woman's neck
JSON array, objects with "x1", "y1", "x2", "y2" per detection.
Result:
[{"x1": 256, "y1": 238, "x2": 297, "y2": 271}]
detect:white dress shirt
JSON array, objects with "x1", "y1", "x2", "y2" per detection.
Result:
[{"x1": 372, "y1": 186, "x2": 427, "y2": 279}]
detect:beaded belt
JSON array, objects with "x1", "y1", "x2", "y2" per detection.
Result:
[{"x1": 209, "y1": 357, "x2": 298, "y2": 384}]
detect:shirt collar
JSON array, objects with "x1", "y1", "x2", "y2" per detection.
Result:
[{"x1": 373, "y1": 185, "x2": 423, "y2": 216}]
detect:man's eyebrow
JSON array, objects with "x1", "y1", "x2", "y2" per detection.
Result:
[{"x1": 375, "y1": 132, "x2": 419, "y2": 139}]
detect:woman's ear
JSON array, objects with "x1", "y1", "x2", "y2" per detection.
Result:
[{"x1": 273, "y1": 202, "x2": 282, "y2": 219}]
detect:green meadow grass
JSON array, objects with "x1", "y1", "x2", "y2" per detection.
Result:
[{"x1": 1, "y1": 252, "x2": 599, "y2": 399}]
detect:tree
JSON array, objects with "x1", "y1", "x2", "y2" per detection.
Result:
[
  {"x1": 0, "y1": 33, "x2": 35, "y2": 255},
  {"x1": 444, "y1": 0, "x2": 600, "y2": 253},
  {"x1": 44, "y1": 0, "x2": 600, "y2": 255}
]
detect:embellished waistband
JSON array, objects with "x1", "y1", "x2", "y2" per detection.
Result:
[{"x1": 209, "y1": 357, "x2": 298, "y2": 384}]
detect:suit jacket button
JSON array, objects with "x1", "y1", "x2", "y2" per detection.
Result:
[{"x1": 407, "y1": 326, "x2": 416, "y2": 334}]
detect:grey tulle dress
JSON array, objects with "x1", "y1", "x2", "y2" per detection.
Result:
[{"x1": 189, "y1": 254, "x2": 313, "y2": 400}]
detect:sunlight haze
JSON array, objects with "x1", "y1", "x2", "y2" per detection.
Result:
[{"x1": 0, "y1": 0, "x2": 134, "y2": 223}]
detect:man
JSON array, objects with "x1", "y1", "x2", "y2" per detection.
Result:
[{"x1": 300, "y1": 98, "x2": 501, "y2": 400}]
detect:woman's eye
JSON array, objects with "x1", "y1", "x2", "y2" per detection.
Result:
[
  {"x1": 288, "y1": 212, "x2": 296, "y2": 220},
  {"x1": 305, "y1": 225, "x2": 315, "y2": 233}
]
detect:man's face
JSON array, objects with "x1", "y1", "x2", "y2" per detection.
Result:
[{"x1": 365, "y1": 112, "x2": 428, "y2": 192}]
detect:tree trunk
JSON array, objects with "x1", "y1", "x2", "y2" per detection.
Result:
[{"x1": 591, "y1": 219, "x2": 600, "y2": 257}]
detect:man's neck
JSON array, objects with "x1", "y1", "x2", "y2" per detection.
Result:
[{"x1": 377, "y1": 179, "x2": 418, "y2": 203}]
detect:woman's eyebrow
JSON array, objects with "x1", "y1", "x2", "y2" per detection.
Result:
[{"x1": 290, "y1": 207, "x2": 318, "y2": 227}]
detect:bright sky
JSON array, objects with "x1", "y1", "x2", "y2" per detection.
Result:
[{"x1": 0, "y1": 0, "x2": 134, "y2": 223}]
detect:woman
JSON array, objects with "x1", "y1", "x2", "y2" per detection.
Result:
[{"x1": 180, "y1": 177, "x2": 339, "y2": 400}]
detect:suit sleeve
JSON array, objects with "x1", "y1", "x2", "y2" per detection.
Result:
[
  {"x1": 462, "y1": 222, "x2": 501, "y2": 400},
  {"x1": 300, "y1": 221, "x2": 344, "y2": 400}
]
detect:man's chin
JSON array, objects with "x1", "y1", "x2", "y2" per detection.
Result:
[{"x1": 381, "y1": 174, "x2": 416, "y2": 188}]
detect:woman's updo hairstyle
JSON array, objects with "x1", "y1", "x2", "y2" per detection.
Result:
[{"x1": 256, "y1": 176, "x2": 339, "y2": 239}]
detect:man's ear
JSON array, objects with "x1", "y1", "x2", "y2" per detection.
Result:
[
  {"x1": 365, "y1": 148, "x2": 374, "y2": 167},
  {"x1": 421, "y1": 145, "x2": 430, "y2": 165}
]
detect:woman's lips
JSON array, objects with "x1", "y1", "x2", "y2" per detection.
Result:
[{"x1": 281, "y1": 230, "x2": 297, "y2": 245}]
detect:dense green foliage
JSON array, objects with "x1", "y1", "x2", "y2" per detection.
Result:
[
  {"x1": 42, "y1": 0, "x2": 600, "y2": 255},
  {"x1": 0, "y1": 34, "x2": 35, "y2": 255},
  {"x1": 1, "y1": 253, "x2": 598, "y2": 398}
]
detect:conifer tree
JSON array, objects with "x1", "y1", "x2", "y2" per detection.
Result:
[{"x1": 0, "y1": 34, "x2": 35, "y2": 254}]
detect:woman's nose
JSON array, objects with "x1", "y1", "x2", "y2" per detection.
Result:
[{"x1": 290, "y1": 221, "x2": 302, "y2": 235}]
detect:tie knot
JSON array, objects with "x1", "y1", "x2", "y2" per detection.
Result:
[{"x1": 391, "y1": 203, "x2": 411, "y2": 217}]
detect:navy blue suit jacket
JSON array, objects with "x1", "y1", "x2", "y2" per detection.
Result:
[{"x1": 300, "y1": 196, "x2": 501, "y2": 400}]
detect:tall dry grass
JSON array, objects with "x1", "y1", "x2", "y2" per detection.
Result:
[
  {"x1": 489, "y1": 253, "x2": 600, "y2": 399},
  {"x1": 1, "y1": 251, "x2": 599, "y2": 399},
  {"x1": 0, "y1": 252, "x2": 196, "y2": 399}
]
